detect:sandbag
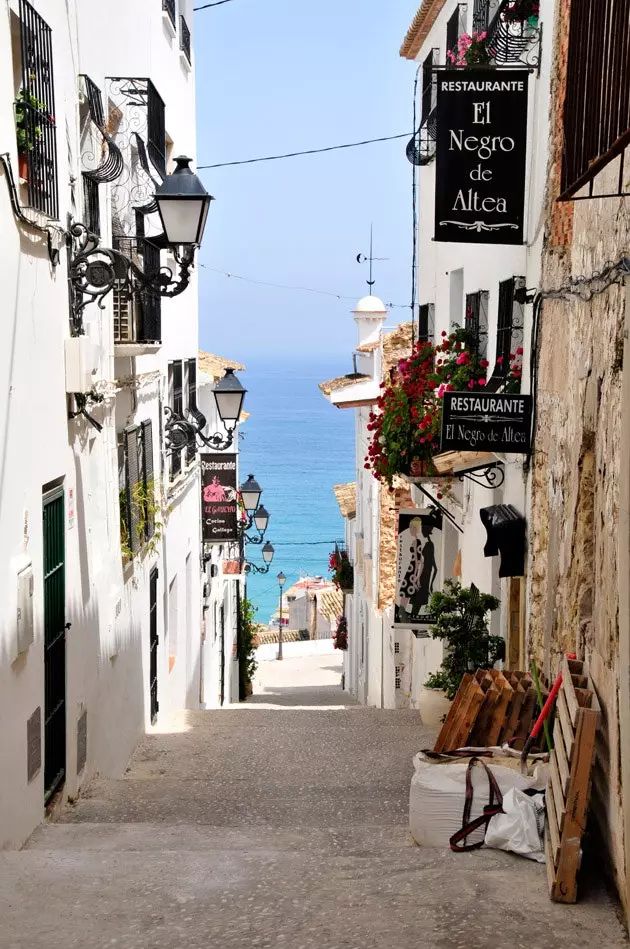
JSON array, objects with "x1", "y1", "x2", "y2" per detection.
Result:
[
  {"x1": 485, "y1": 786, "x2": 546, "y2": 862},
  {"x1": 409, "y1": 752, "x2": 544, "y2": 849}
]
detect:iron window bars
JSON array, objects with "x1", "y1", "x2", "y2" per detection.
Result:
[
  {"x1": 186, "y1": 358, "x2": 198, "y2": 464},
  {"x1": 82, "y1": 175, "x2": 100, "y2": 236},
  {"x1": 180, "y1": 15, "x2": 192, "y2": 65},
  {"x1": 17, "y1": 0, "x2": 58, "y2": 218},
  {"x1": 486, "y1": 277, "x2": 525, "y2": 391},
  {"x1": 418, "y1": 303, "x2": 435, "y2": 343},
  {"x1": 560, "y1": 0, "x2": 630, "y2": 200},
  {"x1": 147, "y1": 80, "x2": 166, "y2": 177},
  {"x1": 112, "y1": 235, "x2": 162, "y2": 343},
  {"x1": 446, "y1": 4, "x2": 468, "y2": 66},
  {"x1": 120, "y1": 421, "x2": 155, "y2": 557},
  {"x1": 407, "y1": 49, "x2": 440, "y2": 166},
  {"x1": 473, "y1": 0, "x2": 541, "y2": 67},
  {"x1": 170, "y1": 360, "x2": 184, "y2": 478},
  {"x1": 163, "y1": 0, "x2": 177, "y2": 29},
  {"x1": 465, "y1": 290, "x2": 489, "y2": 361},
  {"x1": 80, "y1": 76, "x2": 124, "y2": 184}
]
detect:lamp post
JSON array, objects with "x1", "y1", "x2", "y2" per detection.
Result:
[
  {"x1": 277, "y1": 571, "x2": 286, "y2": 661},
  {"x1": 164, "y1": 365, "x2": 247, "y2": 454},
  {"x1": 244, "y1": 542, "x2": 275, "y2": 574}
]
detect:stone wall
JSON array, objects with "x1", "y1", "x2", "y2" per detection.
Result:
[{"x1": 528, "y1": 0, "x2": 630, "y2": 909}]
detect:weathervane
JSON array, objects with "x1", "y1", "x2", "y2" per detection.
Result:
[{"x1": 356, "y1": 224, "x2": 388, "y2": 290}]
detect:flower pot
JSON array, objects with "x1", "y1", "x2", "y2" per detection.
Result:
[
  {"x1": 18, "y1": 152, "x2": 28, "y2": 182},
  {"x1": 417, "y1": 687, "x2": 452, "y2": 727}
]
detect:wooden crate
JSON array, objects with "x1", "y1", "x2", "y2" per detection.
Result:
[{"x1": 545, "y1": 658, "x2": 599, "y2": 903}]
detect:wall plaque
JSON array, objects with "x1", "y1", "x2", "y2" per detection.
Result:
[
  {"x1": 441, "y1": 392, "x2": 532, "y2": 453},
  {"x1": 435, "y1": 69, "x2": 529, "y2": 244}
]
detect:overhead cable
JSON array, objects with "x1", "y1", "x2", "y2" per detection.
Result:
[
  {"x1": 197, "y1": 133, "x2": 412, "y2": 169},
  {"x1": 194, "y1": 0, "x2": 236, "y2": 9}
]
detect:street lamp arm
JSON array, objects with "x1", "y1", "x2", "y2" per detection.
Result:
[{"x1": 244, "y1": 562, "x2": 272, "y2": 574}]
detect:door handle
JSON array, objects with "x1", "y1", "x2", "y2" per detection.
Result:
[{"x1": 65, "y1": 622, "x2": 72, "y2": 630}]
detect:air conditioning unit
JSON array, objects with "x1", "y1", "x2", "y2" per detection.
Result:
[{"x1": 65, "y1": 337, "x2": 99, "y2": 393}]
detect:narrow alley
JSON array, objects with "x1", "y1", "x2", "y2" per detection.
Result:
[{"x1": 0, "y1": 652, "x2": 625, "y2": 949}]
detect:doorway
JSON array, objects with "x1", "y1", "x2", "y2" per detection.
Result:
[{"x1": 43, "y1": 487, "x2": 66, "y2": 801}]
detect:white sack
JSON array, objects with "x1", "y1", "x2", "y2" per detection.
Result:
[
  {"x1": 409, "y1": 753, "x2": 542, "y2": 849},
  {"x1": 485, "y1": 786, "x2": 546, "y2": 862}
]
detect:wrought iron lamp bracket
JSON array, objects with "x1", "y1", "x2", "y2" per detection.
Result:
[
  {"x1": 163, "y1": 405, "x2": 235, "y2": 454},
  {"x1": 244, "y1": 562, "x2": 271, "y2": 575},
  {"x1": 458, "y1": 462, "x2": 505, "y2": 490},
  {"x1": 68, "y1": 388, "x2": 105, "y2": 432}
]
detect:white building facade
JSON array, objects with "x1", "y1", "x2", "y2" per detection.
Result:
[{"x1": 0, "y1": 0, "x2": 241, "y2": 850}]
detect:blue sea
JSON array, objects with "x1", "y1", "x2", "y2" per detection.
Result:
[{"x1": 239, "y1": 359, "x2": 355, "y2": 623}]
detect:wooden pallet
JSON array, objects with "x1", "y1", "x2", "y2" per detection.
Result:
[{"x1": 545, "y1": 658, "x2": 599, "y2": 904}]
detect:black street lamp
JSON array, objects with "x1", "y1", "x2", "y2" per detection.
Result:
[
  {"x1": 214, "y1": 367, "x2": 247, "y2": 429},
  {"x1": 240, "y1": 474, "x2": 262, "y2": 514},
  {"x1": 244, "y1": 542, "x2": 275, "y2": 574},
  {"x1": 68, "y1": 155, "x2": 213, "y2": 333},
  {"x1": 277, "y1": 571, "x2": 287, "y2": 661},
  {"x1": 164, "y1": 366, "x2": 247, "y2": 454}
]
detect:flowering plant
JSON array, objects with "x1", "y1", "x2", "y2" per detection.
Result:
[
  {"x1": 502, "y1": 347, "x2": 524, "y2": 393},
  {"x1": 14, "y1": 88, "x2": 55, "y2": 153},
  {"x1": 333, "y1": 615, "x2": 348, "y2": 651},
  {"x1": 328, "y1": 546, "x2": 353, "y2": 591},
  {"x1": 502, "y1": 0, "x2": 539, "y2": 23},
  {"x1": 446, "y1": 31, "x2": 491, "y2": 67}
]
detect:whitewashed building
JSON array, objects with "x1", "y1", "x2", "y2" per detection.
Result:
[{"x1": 0, "y1": 0, "x2": 242, "y2": 850}]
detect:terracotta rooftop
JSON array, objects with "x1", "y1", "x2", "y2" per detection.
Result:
[
  {"x1": 318, "y1": 373, "x2": 369, "y2": 396},
  {"x1": 333, "y1": 482, "x2": 356, "y2": 518},
  {"x1": 198, "y1": 351, "x2": 245, "y2": 380},
  {"x1": 316, "y1": 587, "x2": 344, "y2": 623},
  {"x1": 400, "y1": 0, "x2": 448, "y2": 60}
]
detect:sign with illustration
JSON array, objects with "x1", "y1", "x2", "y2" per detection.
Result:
[
  {"x1": 441, "y1": 392, "x2": 532, "y2": 453},
  {"x1": 200, "y1": 453, "x2": 238, "y2": 542},
  {"x1": 435, "y1": 69, "x2": 529, "y2": 244},
  {"x1": 394, "y1": 508, "x2": 443, "y2": 632}
]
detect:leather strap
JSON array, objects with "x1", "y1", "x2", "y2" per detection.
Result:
[{"x1": 449, "y1": 757, "x2": 504, "y2": 852}]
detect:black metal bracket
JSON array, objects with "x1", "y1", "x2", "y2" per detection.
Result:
[
  {"x1": 244, "y1": 561, "x2": 271, "y2": 575},
  {"x1": 0, "y1": 152, "x2": 60, "y2": 265},
  {"x1": 67, "y1": 217, "x2": 194, "y2": 335},
  {"x1": 68, "y1": 389, "x2": 105, "y2": 432},
  {"x1": 459, "y1": 462, "x2": 505, "y2": 489},
  {"x1": 164, "y1": 405, "x2": 235, "y2": 454},
  {"x1": 416, "y1": 484, "x2": 463, "y2": 534}
]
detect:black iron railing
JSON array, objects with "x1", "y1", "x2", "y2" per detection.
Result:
[
  {"x1": 82, "y1": 174, "x2": 100, "y2": 235},
  {"x1": 80, "y1": 75, "x2": 124, "y2": 183},
  {"x1": 187, "y1": 358, "x2": 197, "y2": 464},
  {"x1": 486, "y1": 277, "x2": 525, "y2": 390},
  {"x1": 465, "y1": 290, "x2": 489, "y2": 361},
  {"x1": 18, "y1": 0, "x2": 58, "y2": 218},
  {"x1": 446, "y1": 3, "x2": 468, "y2": 65},
  {"x1": 180, "y1": 15, "x2": 191, "y2": 64},
  {"x1": 163, "y1": 0, "x2": 176, "y2": 29},
  {"x1": 418, "y1": 303, "x2": 435, "y2": 343},
  {"x1": 112, "y1": 236, "x2": 162, "y2": 343},
  {"x1": 407, "y1": 48, "x2": 439, "y2": 166},
  {"x1": 147, "y1": 80, "x2": 166, "y2": 176},
  {"x1": 170, "y1": 360, "x2": 183, "y2": 477},
  {"x1": 561, "y1": 0, "x2": 630, "y2": 199}
]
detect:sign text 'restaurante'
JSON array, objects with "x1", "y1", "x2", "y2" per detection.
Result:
[{"x1": 435, "y1": 69, "x2": 529, "y2": 245}]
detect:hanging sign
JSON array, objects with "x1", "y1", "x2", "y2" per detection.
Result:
[
  {"x1": 200, "y1": 453, "x2": 238, "y2": 542},
  {"x1": 441, "y1": 392, "x2": 532, "y2": 453},
  {"x1": 394, "y1": 508, "x2": 443, "y2": 633},
  {"x1": 435, "y1": 69, "x2": 529, "y2": 244}
]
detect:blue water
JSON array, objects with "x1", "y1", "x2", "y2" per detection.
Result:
[{"x1": 239, "y1": 359, "x2": 355, "y2": 623}]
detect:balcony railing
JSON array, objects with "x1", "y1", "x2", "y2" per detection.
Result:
[
  {"x1": 162, "y1": 0, "x2": 176, "y2": 29},
  {"x1": 112, "y1": 236, "x2": 162, "y2": 344},
  {"x1": 180, "y1": 15, "x2": 191, "y2": 64},
  {"x1": 446, "y1": 4, "x2": 468, "y2": 66}
]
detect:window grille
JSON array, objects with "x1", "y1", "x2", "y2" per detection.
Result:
[
  {"x1": 180, "y1": 15, "x2": 192, "y2": 64},
  {"x1": 407, "y1": 48, "x2": 440, "y2": 167},
  {"x1": 465, "y1": 290, "x2": 489, "y2": 362},
  {"x1": 487, "y1": 277, "x2": 525, "y2": 391},
  {"x1": 120, "y1": 422, "x2": 155, "y2": 555},
  {"x1": 418, "y1": 303, "x2": 435, "y2": 343},
  {"x1": 170, "y1": 361, "x2": 183, "y2": 478},
  {"x1": 17, "y1": 0, "x2": 58, "y2": 218},
  {"x1": 163, "y1": 0, "x2": 176, "y2": 29},
  {"x1": 420, "y1": 49, "x2": 437, "y2": 124},
  {"x1": 395, "y1": 666, "x2": 402, "y2": 690},
  {"x1": 394, "y1": 642, "x2": 400, "y2": 654},
  {"x1": 82, "y1": 174, "x2": 100, "y2": 236},
  {"x1": 147, "y1": 80, "x2": 166, "y2": 177},
  {"x1": 141, "y1": 420, "x2": 155, "y2": 541},
  {"x1": 186, "y1": 358, "x2": 197, "y2": 464},
  {"x1": 472, "y1": 0, "x2": 490, "y2": 32},
  {"x1": 80, "y1": 76, "x2": 124, "y2": 184},
  {"x1": 446, "y1": 4, "x2": 468, "y2": 65},
  {"x1": 111, "y1": 236, "x2": 162, "y2": 343},
  {"x1": 560, "y1": 0, "x2": 630, "y2": 199}
]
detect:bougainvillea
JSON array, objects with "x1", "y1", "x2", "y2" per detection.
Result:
[
  {"x1": 328, "y1": 546, "x2": 353, "y2": 591},
  {"x1": 446, "y1": 31, "x2": 491, "y2": 67}
]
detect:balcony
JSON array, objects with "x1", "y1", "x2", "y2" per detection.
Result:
[
  {"x1": 180, "y1": 15, "x2": 191, "y2": 65},
  {"x1": 112, "y1": 236, "x2": 162, "y2": 355}
]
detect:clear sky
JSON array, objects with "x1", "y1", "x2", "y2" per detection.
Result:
[{"x1": 194, "y1": 0, "x2": 419, "y2": 363}]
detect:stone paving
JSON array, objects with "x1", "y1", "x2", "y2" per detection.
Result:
[{"x1": 0, "y1": 651, "x2": 626, "y2": 948}]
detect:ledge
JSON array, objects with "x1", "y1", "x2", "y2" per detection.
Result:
[
  {"x1": 432, "y1": 450, "x2": 498, "y2": 475},
  {"x1": 114, "y1": 341, "x2": 161, "y2": 357}
]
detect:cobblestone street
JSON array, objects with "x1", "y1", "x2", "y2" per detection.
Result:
[{"x1": 0, "y1": 652, "x2": 625, "y2": 949}]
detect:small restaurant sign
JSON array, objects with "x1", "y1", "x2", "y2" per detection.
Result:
[
  {"x1": 200, "y1": 453, "x2": 238, "y2": 542},
  {"x1": 394, "y1": 509, "x2": 443, "y2": 633},
  {"x1": 435, "y1": 69, "x2": 529, "y2": 244},
  {"x1": 441, "y1": 392, "x2": 532, "y2": 453}
]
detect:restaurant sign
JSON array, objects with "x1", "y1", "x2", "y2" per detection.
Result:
[
  {"x1": 441, "y1": 392, "x2": 532, "y2": 453},
  {"x1": 435, "y1": 69, "x2": 529, "y2": 244},
  {"x1": 201, "y1": 453, "x2": 238, "y2": 542}
]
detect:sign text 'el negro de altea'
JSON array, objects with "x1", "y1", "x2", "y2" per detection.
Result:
[
  {"x1": 201, "y1": 453, "x2": 238, "y2": 542},
  {"x1": 441, "y1": 392, "x2": 532, "y2": 453},
  {"x1": 435, "y1": 69, "x2": 529, "y2": 244}
]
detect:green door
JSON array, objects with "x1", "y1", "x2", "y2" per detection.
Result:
[{"x1": 43, "y1": 488, "x2": 66, "y2": 800}]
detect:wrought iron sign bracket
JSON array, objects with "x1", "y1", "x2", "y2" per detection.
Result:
[
  {"x1": 416, "y1": 484, "x2": 463, "y2": 534},
  {"x1": 67, "y1": 217, "x2": 195, "y2": 334},
  {"x1": 458, "y1": 462, "x2": 505, "y2": 490}
]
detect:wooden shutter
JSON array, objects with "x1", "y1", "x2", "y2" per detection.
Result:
[
  {"x1": 124, "y1": 426, "x2": 141, "y2": 554},
  {"x1": 142, "y1": 419, "x2": 155, "y2": 541},
  {"x1": 187, "y1": 359, "x2": 197, "y2": 465}
]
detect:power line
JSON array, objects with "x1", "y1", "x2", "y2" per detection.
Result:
[
  {"x1": 200, "y1": 263, "x2": 410, "y2": 309},
  {"x1": 197, "y1": 132, "x2": 411, "y2": 169},
  {"x1": 194, "y1": 0, "x2": 235, "y2": 9}
]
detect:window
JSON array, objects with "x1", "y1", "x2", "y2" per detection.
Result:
[
  {"x1": 16, "y1": 0, "x2": 58, "y2": 217},
  {"x1": 465, "y1": 290, "x2": 489, "y2": 361},
  {"x1": 446, "y1": 4, "x2": 467, "y2": 65},
  {"x1": 407, "y1": 48, "x2": 440, "y2": 166},
  {"x1": 111, "y1": 235, "x2": 162, "y2": 343},
  {"x1": 119, "y1": 420, "x2": 155, "y2": 557},
  {"x1": 169, "y1": 361, "x2": 183, "y2": 478},
  {"x1": 147, "y1": 80, "x2": 166, "y2": 176},
  {"x1": 472, "y1": 0, "x2": 490, "y2": 32},
  {"x1": 186, "y1": 358, "x2": 197, "y2": 465},
  {"x1": 487, "y1": 278, "x2": 524, "y2": 391},
  {"x1": 395, "y1": 666, "x2": 402, "y2": 690},
  {"x1": 418, "y1": 303, "x2": 435, "y2": 343},
  {"x1": 163, "y1": 0, "x2": 176, "y2": 29},
  {"x1": 421, "y1": 49, "x2": 438, "y2": 124},
  {"x1": 180, "y1": 15, "x2": 191, "y2": 64},
  {"x1": 560, "y1": 0, "x2": 630, "y2": 199},
  {"x1": 82, "y1": 174, "x2": 100, "y2": 235}
]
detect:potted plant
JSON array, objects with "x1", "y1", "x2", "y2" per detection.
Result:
[
  {"x1": 14, "y1": 88, "x2": 54, "y2": 181},
  {"x1": 424, "y1": 579, "x2": 504, "y2": 700},
  {"x1": 447, "y1": 31, "x2": 491, "y2": 67},
  {"x1": 329, "y1": 545, "x2": 353, "y2": 593},
  {"x1": 333, "y1": 614, "x2": 348, "y2": 650}
]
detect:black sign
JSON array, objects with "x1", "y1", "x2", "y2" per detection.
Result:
[
  {"x1": 435, "y1": 69, "x2": 529, "y2": 244},
  {"x1": 441, "y1": 392, "x2": 532, "y2": 453},
  {"x1": 201, "y1": 453, "x2": 238, "y2": 542}
]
